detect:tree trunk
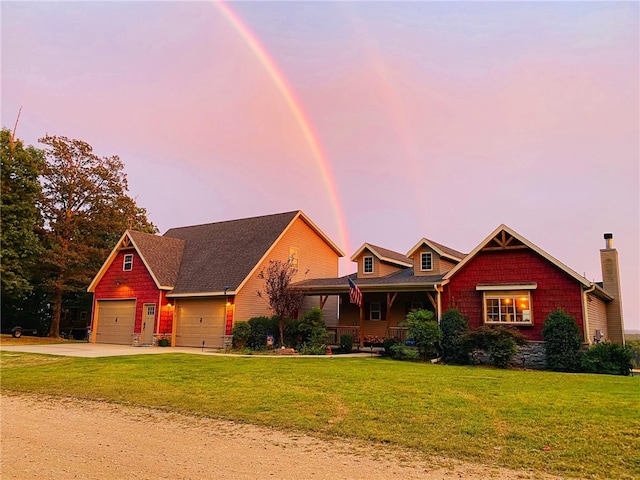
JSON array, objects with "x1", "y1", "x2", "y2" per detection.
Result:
[
  {"x1": 48, "y1": 283, "x2": 63, "y2": 338},
  {"x1": 279, "y1": 316, "x2": 285, "y2": 346}
]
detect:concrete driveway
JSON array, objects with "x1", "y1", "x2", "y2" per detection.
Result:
[{"x1": 0, "y1": 343, "x2": 375, "y2": 358}]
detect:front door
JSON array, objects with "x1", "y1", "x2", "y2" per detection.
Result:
[{"x1": 142, "y1": 304, "x2": 156, "y2": 345}]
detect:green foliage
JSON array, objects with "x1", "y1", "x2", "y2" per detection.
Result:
[
  {"x1": 247, "y1": 316, "x2": 280, "y2": 350},
  {"x1": 297, "y1": 307, "x2": 328, "y2": 350},
  {"x1": 439, "y1": 308, "x2": 469, "y2": 364},
  {"x1": 389, "y1": 343, "x2": 420, "y2": 360},
  {"x1": 400, "y1": 309, "x2": 441, "y2": 360},
  {"x1": 627, "y1": 339, "x2": 640, "y2": 369},
  {"x1": 232, "y1": 321, "x2": 251, "y2": 349},
  {"x1": 382, "y1": 337, "x2": 397, "y2": 356},
  {"x1": 464, "y1": 326, "x2": 527, "y2": 368},
  {"x1": 0, "y1": 129, "x2": 44, "y2": 302},
  {"x1": 542, "y1": 308, "x2": 582, "y2": 372},
  {"x1": 340, "y1": 334, "x2": 354, "y2": 353},
  {"x1": 580, "y1": 342, "x2": 633, "y2": 375}
]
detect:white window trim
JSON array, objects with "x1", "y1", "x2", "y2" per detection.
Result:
[
  {"x1": 482, "y1": 290, "x2": 533, "y2": 325},
  {"x1": 370, "y1": 302, "x2": 381, "y2": 321},
  {"x1": 123, "y1": 254, "x2": 133, "y2": 271},
  {"x1": 363, "y1": 256, "x2": 374, "y2": 274},
  {"x1": 420, "y1": 252, "x2": 433, "y2": 271}
]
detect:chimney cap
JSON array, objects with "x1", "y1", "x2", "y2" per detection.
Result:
[{"x1": 604, "y1": 233, "x2": 613, "y2": 240}]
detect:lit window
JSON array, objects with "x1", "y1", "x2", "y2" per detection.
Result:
[
  {"x1": 483, "y1": 291, "x2": 532, "y2": 324},
  {"x1": 364, "y1": 256, "x2": 373, "y2": 274},
  {"x1": 421, "y1": 252, "x2": 433, "y2": 271},
  {"x1": 289, "y1": 247, "x2": 299, "y2": 270},
  {"x1": 370, "y1": 302, "x2": 381, "y2": 320},
  {"x1": 123, "y1": 254, "x2": 133, "y2": 271}
]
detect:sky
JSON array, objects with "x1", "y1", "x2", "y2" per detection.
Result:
[{"x1": 2, "y1": 1, "x2": 638, "y2": 330}]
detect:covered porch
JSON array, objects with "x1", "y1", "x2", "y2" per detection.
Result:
[{"x1": 297, "y1": 272, "x2": 444, "y2": 348}]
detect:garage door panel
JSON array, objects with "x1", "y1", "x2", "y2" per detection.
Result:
[
  {"x1": 176, "y1": 299, "x2": 225, "y2": 348},
  {"x1": 96, "y1": 300, "x2": 135, "y2": 345}
]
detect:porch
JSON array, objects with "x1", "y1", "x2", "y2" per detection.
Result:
[{"x1": 326, "y1": 325, "x2": 409, "y2": 346}]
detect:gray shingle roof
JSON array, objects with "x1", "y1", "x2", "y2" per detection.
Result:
[
  {"x1": 425, "y1": 239, "x2": 466, "y2": 260},
  {"x1": 295, "y1": 268, "x2": 444, "y2": 291},
  {"x1": 163, "y1": 211, "x2": 299, "y2": 294},
  {"x1": 367, "y1": 243, "x2": 413, "y2": 265},
  {"x1": 128, "y1": 230, "x2": 185, "y2": 288}
]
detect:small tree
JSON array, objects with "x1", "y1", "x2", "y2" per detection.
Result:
[
  {"x1": 542, "y1": 308, "x2": 582, "y2": 372},
  {"x1": 298, "y1": 307, "x2": 328, "y2": 355},
  {"x1": 440, "y1": 308, "x2": 469, "y2": 364},
  {"x1": 400, "y1": 309, "x2": 441, "y2": 361},
  {"x1": 257, "y1": 260, "x2": 306, "y2": 345}
]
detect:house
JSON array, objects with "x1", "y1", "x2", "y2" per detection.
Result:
[
  {"x1": 87, "y1": 211, "x2": 344, "y2": 347},
  {"x1": 297, "y1": 225, "x2": 625, "y2": 349}
]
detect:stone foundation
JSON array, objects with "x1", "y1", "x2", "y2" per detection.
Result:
[{"x1": 471, "y1": 342, "x2": 547, "y2": 370}]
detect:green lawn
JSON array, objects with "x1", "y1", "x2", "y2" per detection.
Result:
[{"x1": 1, "y1": 352, "x2": 638, "y2": 479}]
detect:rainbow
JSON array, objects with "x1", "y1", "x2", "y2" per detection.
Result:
[{"x1": 213, "y1": 1, "x2": 351, "y2": 260}]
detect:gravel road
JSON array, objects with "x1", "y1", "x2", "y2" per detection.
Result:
[{"x1": 1, "y1": 394, "x2": 565, "y2": 480}]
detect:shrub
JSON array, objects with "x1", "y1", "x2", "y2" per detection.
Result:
[
  {"x1": 580, "y1": 342, "x2": 633, "y2": 375},
  {"x1": 464, "y1": 326, "x2": 527, "y2": 368},
  {"x1": 542, "y1": 308, "x2": 582, "y2": 372},
  {"x1": 400, "y1": 309, "x2": 441, "y2": 360},
  {"x1": 382, "y1": 337, "x2": 397, "y2": 356},
  {"x1": 298, "y1": 307, "x2": 328, "y2": 350},
  {"x1": 157, "y1": 338, "x2": 170, "y2": 347},
  {"x1": 626, "y1": 339, "x2": 640, "y2": 369},
  {"x1": 247, "y1": 316, "x2": 280, "y2": 350},
  {"x1": 232, "y1": 321, "x2": 251, "y2": 349},
  {"x1": 389, "y1": 343, "x2": 420, "y2": 361},
  {"x1": 439, "y1": 308, "x2": 469, "y2": 364},
  {"x1": 340, "y1": 334, "x2": 354, "y2": 353}
]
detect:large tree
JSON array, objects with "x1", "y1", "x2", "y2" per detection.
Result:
[
  {"x1": 38, "y1": 135, "x2": 156, "y2": 337},
  {"x1": 0, "y1": 128, "x2": 44, "y2": 303}
]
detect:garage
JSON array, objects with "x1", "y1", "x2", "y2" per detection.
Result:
[
  {"x1": 175, "y1": 298, "x2": 226, "y2": 348},
  {"x1": 95, "y1": 300, "x2": 136, "y2": 345}
]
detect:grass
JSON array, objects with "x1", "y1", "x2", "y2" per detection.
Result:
[
  {"x1": 1, "y1": 352, "x2": 638, "y2": 479},
  {"x1": 0, "y1": 334, "x2": 84, "y2": 346}
]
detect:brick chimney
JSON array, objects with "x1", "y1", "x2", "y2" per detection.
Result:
[{"x1": 600, "y1": 233, "x2": 625, "y2": 344}]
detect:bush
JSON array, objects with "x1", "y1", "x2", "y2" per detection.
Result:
[
  {"x1": 382, "y1": 337, "x2": 397, "y2": 356},
  {"x1": 626, "y1": 339, "x2": 640, "y2": 369},
  {"x1": 439, "y1": 308, "x2": 469, "y2": 364},
  {"x1": 464, "y1": 326, "x2": 527, "y2": 368},
  {"x1": 400, "y1": 309, "x2": 441, "y2": 360},
  {"x1": 580, "y1": 342, "x2": 633, "y2": 375},
  {"x1": 247, "y1": 316, "x2": 280, "y2": 350},
  {"x1": 340, "y1": 334, "x2": 354, "y2": 353},
  {"x1": 389, "y1": 343, "x2": 420, "y2": 361},
  {"x1": 298, "y1": 307, "x2": 328, "y2": 350},
  {"x1": 232, "y1": 321, "x2": 251, "y2": 349},
  {"x1": 542, "y1": 308, "x2": 582, "y2": 372}
]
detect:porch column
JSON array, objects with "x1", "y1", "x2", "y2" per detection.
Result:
[{"x1": 359, "y1": 303, "x2": 364, "y2": 348}]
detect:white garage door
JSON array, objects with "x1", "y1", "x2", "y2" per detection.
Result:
[
  {"x1": 175, "y1": 298, "x2": 225, "y2": 348},
  {"x1": 95, "y1": 300, "x2": 136, "y2": 345}
]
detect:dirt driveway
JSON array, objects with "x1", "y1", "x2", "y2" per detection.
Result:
[{"x1": 1, "y1": 393, "x2": 566, "y2": 480}]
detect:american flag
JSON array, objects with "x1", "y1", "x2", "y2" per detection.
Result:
[{"x1": 348, "y1": 278, "x2": 362, "y2": 308}]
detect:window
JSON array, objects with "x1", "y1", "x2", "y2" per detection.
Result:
[
  {"x1": 363, "y1": 256, "x2": 373, "y2": 274},
  {"x1": 420, "y1": 252, "x2": 433, "y2": 271},
  {"x1": 123, "y1": 254, "x2": 133, "y2": 271},
  {"x1": 146, "y1": 305, "x2": 156, "y2": 317},
  {"x1": 483, "y1": 291, "x2": 532, "y2": 324},
  {"x1": 289, "y1": 247, "x2": 299, "y2": 270},
  {"x1": 370, "y1": 302, "x2": 381, "y2": 320}
]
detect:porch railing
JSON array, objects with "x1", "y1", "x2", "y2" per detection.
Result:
[
  {"x1": 387, "y1": 327, "x2": 409, "y2": 343},
  {"x1": 327, "y1": 326, "x2": 360, "y2": 345}
]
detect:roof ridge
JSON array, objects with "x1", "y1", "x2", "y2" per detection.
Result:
[{"x1": 163, "y1": 210, "x2": 299, "y2": 234}]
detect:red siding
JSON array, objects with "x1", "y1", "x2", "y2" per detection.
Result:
[
  {"x1": 93, "y1": 250, "x2": 174, "y2": 334},
  {"x1": 443, "y1": 249, "x2": 584, "y2": 341}
]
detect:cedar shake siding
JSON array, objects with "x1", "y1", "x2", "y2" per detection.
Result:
[
  {"x1": 442, "y1": 249, "x2": 584, "y2": 342},
  {"x1": 234, "y1": 215, "x2": 341, "y2": 322}
]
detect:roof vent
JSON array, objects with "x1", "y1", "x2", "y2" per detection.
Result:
[{"x1": 604, "y1": 233, "x2": 613, "y2": 250}]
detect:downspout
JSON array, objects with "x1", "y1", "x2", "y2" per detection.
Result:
[
  {"x1": 582, "y1": 284, "x2": 596, "y2": 344},
  {"x1": 436, "y1": 284, "x2": 442, "y2": 323}
]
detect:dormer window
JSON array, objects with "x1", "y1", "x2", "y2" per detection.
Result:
[
  {"x1": 123, "y1": 254, "x2": 133, "y2": 271},
  {"x1": 363, "y1": 256, "x2": 373, "y2": 274},
  {"x1": 420, "y1": 252, "x2": 433, "y2": 271}
]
